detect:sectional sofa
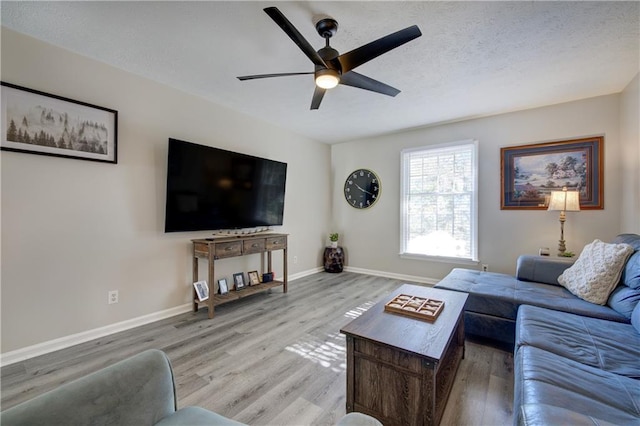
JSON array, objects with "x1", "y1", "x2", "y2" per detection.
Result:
[{"x1": 436, "y1": 233, "x2": 640, "y2": 425}]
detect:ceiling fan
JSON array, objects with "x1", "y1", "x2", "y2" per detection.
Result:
[{"x1": 237, "y1": 7, "x2": 422, "y2": 110}]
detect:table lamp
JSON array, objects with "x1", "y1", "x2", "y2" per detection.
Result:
[{"x1": 547, "y1": 187, "x2": 580, "y2": 256}]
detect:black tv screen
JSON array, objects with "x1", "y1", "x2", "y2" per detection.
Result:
[{"x1": 164, "y1": 138, "x2": 287, "y2": 232}]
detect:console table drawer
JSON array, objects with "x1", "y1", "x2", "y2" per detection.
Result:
[
  {"x1": 243, "y1": 239, "x2": 266, "y2": 254},
  {"x1": 193, "y1": 242, "x2": 209, "y2": 257},
  {"x1": 215, "y1": 241, "x2": 242, "y2": 259},
  {"x1": 266, "y1": 236, "x2": 287, "y2": 250}
]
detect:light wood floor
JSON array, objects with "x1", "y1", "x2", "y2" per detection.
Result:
[{"x1": 1, "y1": 272, "x2": 513, "y2": 425}]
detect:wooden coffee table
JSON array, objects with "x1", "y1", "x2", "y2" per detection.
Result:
[{"x1": 340, "y1": 284, "x2": 468, "y2": 426}]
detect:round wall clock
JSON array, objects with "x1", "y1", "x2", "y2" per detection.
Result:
[{"x1": 344, "y1": 169, "x2": 381, "y2": 209}]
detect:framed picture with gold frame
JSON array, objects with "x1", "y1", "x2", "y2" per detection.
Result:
[
  {"x1": 248, "y1": 270, "x2": 260, "y2": 286},
  {"x1": 500, "y1": 136, "x2": 603, "y2": 210}
]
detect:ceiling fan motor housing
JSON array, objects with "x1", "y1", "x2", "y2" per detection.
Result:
[
  {"x1": 315, "y1": 18, "x2": 338, "y2": 39},
  {"x1": 315, "y1": 46, "x2": 341, "y2": 88}
]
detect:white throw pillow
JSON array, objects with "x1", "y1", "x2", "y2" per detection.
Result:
[{"x1": 558, "y1": 239, "x2": 634, "y2": 305}]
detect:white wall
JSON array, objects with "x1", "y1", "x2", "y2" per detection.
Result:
[
  {"x1": 0, "y1": 28, "x2": 332, "y2": 353},
  {"x1": 620, "y1": 73, "x2": 640, "y2": 233},
  {"x1": 332, "y1": 94, "x2": 625, "y2": 278}
]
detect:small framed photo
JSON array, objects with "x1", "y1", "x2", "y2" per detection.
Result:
[
  {"x1": 233, "y1": 272, "x2": 246, "y2": 290},
  {"x1": 248, "y1": 270, "x2": 260, "y2": 286},
  {"x1": 218, "y1": 278, "x2": 229, "y2": 295},
  {"x1": 193, "y1": 280, "x2": 209, "y2": 301}
]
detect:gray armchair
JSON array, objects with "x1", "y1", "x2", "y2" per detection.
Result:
[
  {"x1": 1, "y1": 349, "x2": 382, "y2": 426},
  {"x1": 0, "y1": 349, "x2": 242, "y2": 425}
]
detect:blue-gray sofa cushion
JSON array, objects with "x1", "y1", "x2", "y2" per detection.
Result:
[
  {"x1": 515, "y1": 255, "x2": 574, "y2": 285},
  {"x1": 632, "y1": 301, "x2": 640, "y2": 334},
  {"x1": 514, "y1": 346, "x2": 640, "y2": 426},
  {"x1": 436, "y1": 268, "x2": 628, "y2": 323},
  {"x1": 613, "y1": 234, "x2": 640, "y2": 289},
  {"x1": 518, "y1": 404, "x2": 618, "y2": 426},
  {"x1": 608, "y1": 285, "x2": 640, "y2": 318},
  {"x1": 516, "y1": 305, "x2": 640, "y2": 378}
]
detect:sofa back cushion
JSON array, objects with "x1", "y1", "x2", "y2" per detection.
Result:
[
  {"x1": 632, "y1": 301, "x2": 640, "y2": 334},
  {"x1": 607, "y1": 285, "x2": 640, "y2": 319},
  {"x1": 612, "y1": 234, "x2": 640, "y2": 289},
  {"x1": 558, "y1": 239, "x2": 633, "y2": 305}
]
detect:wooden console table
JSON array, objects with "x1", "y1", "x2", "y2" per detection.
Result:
[{"x1": 191, "y1": 233, "x2": 288, "y2": 318}]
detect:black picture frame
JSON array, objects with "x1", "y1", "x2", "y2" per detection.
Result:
[
  {"x1": 233, "y1": 272, "x2": 246, "y2": 290},
  {"x1": 1, "y1": 82, "x2": 118, "y2": 164}
]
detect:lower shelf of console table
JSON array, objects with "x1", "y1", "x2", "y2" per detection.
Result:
[
  {"x1": 193, "y1": 280, "x2": 285, "y2": 309},
  {"x1": 191, "y1": 233, "x2": 288, "y2": 318}
]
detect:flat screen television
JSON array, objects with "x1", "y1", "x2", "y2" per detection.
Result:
[{"x1": 164, "y1": 138, "x2": 287, "y2": 232}]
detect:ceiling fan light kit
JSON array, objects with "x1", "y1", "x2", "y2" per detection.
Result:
[
  {"x1": 237, "y1": 6, "x2": 422, "y2": 110},
  {"x1": 315, "y1": 68, "x2": 340, "y2": 89}
]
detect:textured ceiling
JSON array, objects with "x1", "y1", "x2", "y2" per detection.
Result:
[{"x1": 2, "y1": 1, "x2": 639, "y2": 144}]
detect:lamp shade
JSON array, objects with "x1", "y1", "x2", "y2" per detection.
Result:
[{"x1": 547, "y1": 189, "x2": 580, "y2": 212}]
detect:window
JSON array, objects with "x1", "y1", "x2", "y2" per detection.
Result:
[{"x1": 400, "y1": 140, "x2": 478, "y2": 261}]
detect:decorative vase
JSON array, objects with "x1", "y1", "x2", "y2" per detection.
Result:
[{"x1": 330, "y1": 241, "x2": 338, "y2": 248}]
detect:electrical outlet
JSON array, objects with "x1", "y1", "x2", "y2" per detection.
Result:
[
  {"x1": 293, "y1": 256, "x2": 298, "y2": 264},
  {"x1": 481, "y1": 264, "x2": 489, "y2": 272},
  {"x1": 108, "y1": 290, "x2": 119, "y2": 304}
]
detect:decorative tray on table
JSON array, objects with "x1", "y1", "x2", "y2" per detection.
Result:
[{"x1": 384, "y1": 294, "x2": 445, "y2": 322}]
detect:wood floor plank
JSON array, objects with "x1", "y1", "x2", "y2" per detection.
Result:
[{"x1": 1, "y1": 272, "x2": 514, "y2": 425}]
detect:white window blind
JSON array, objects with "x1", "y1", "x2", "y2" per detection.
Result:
[{"x1": 400, "y1": 140, "x2": 478, "y2": 261}]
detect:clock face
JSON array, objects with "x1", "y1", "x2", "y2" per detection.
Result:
[{"x1": 344, "y1": 169, "x2": 381, "y2": 209}]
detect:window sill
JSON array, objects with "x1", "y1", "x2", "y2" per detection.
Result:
[{"x1": 399, "y1": 253, "x2": 479, "y2": 265}]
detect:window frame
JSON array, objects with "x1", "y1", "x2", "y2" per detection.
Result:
[{"x1": 399, "y1": 139, "x2": 479, "y2": 263}]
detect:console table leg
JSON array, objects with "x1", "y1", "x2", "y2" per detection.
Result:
[
  {"x1": 207, "y1": 248, "x2": 215, "y2": 319},
  {"x1": 192, "y1": 251, "x2": 198, "y2": 313},
  {"x1": 283, "y1": 247, "x2": 288, "y2": 293}
]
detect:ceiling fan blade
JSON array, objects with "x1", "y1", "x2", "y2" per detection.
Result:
[
  {"x1": 338, "y1": 25, "x2": 422, "y2": 74},
  {"x1": 237, "y1": 72, "x2": 313, "y2": 81},
  {"x1": 264, "y1": 7, "x2": 328, "y2": 68},
  {"x1": 310, "y1": 86, "x2": 326, "y2": 110},
  {"x1": 340, "y1": 71, "x2": 400, "y2": 97}
]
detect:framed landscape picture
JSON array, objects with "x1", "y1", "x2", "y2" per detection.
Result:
[
  {"x1": 1, "y1": 82, "x2": 118, "y2": 164},
  {"x1": 501, "y1": 136, "x2": 603, "y2": 210}
]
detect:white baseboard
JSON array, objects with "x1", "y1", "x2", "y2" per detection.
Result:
[
  {"x1": 288, "y1": 267, "x2": 324, "y2": 281},
  {"x1": 344, "y1": 266, "x2": 439, "y2": 286},
  {"x1": 0, "y1": 267, "x2": 324, "y2": 366},
  {"x1": 0, "y1": 303, "x2": 193, "y2": 367}
]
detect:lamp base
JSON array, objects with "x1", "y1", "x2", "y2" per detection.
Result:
[{"x1": 557, "y1": 239, "x2": 566, "y2": 256}]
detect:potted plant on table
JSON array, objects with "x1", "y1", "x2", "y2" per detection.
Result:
[{"x1": 329, "y1": 233, "x2": 339, "y2": 248}]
